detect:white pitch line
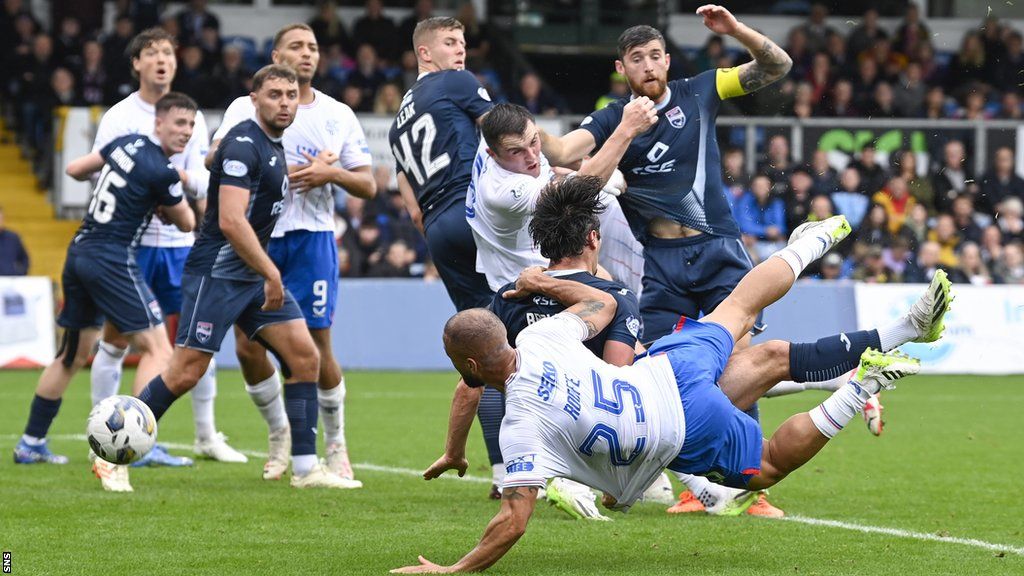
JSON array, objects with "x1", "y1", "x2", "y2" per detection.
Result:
[{"x1": 9, "y1": 434, "x2": 1024, "y2": 556}]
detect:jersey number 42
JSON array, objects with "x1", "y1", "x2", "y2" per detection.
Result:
[{"x1": 391, "y1": 113, "x2": 451, "y2": 186}]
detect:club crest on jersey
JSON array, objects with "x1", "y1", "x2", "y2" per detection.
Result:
[
  {"x1": 666, "y1": 106, "x2": 686, "y2": 129},
  {"x1": 325, "y1": 119, "x2": 339, "y2": 135},
  {"x1": 195, "y1": 321, "x2": 213, "y2": 343},
  {"x1": 477, "y1": 86, "x2": 492, "y2": 102}
]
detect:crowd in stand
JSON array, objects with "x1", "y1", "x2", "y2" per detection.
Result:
[{"x1": 1, "y1": 0, "x2": 1022, "y2": 284}]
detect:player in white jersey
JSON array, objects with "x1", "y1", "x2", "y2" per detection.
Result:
[
  {"x1": 87, "y1": 29, "x2": 245, "y2": 490},
  {"x1": 208, "y1": 24, "x2": 375, "y2": 484},
  {"x1": 394, "y1": 177, "x2": 931, "y2": 573}
]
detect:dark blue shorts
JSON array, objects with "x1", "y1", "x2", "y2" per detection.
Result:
[
  {"x1": 58, "y1": 249, "x2": 163, "y2": 333},
  {"x1": 640, "y1": 234, "x2": 765, "y2": 343},
  {"x1": 134, "y1": 246, "x2": 189, "y2": 315},
  {"x1": 425, "y1": 203, "x2": 493, "y2": 312},
  {"x1": 268, "y1": 230, "x2": 337, "y2": 330},
  {"x1": 650, "y1": 318, "x2": 764, "y2": 489},
  {"x1": 176, "y1": 273, "x2": 303, "y2": 353}
]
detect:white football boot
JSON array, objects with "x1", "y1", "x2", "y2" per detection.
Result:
[
  {"x1": 194, "y1": 432, "x2": 248, "y2": 463},
  {"x1": 291, "y1": 463, "x2": 363, "y2": 489},
  {"x1": 262, "y1": 426, "x2": 291, "y2": 481}
]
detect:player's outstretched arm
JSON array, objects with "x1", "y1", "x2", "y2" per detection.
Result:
[
  {"x1": 503, "y1": 267, "x2": 617, "y2": 339},
  {"x1": 391, "y1": 486, "x2": 539, "y2": 574},
  {"x1": 539, "y1": 128, "x2": 597, "y2": 169},
  {"x1": 219, "y1": 184, "x2": 285, "y2": 310},
  {"x1": 697, "y1": 4, "x2": 792, "y2": 94},
  {"x1": 159, "y1": 199, "x2": 196, "y2": 233},
  {"x1": 65, "y1": 152, "x2": 105, "y2": 181},
  {"x1": 423, "y1": 379, "x2": 481, "y2": 480}
]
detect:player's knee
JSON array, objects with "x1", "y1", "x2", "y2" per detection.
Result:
[
  {"x1": 132, "y1": 329, "x2": 171, "y2": 357},
  {"x1": 235, "y1": 336, "x2": 265, "y2": 364},
  {"x1": 762, "y1": 340, "x2": 790, "y2": 374},
  {"x1": 289, "y1": 344, "x2": 320, "y2": 382}
]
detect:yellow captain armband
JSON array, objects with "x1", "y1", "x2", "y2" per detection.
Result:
[{"x1": 716, "y1": 67, "x2": 746, "y2": 100}]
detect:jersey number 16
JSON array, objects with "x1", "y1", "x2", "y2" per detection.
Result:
[{"x1": 88, "y1": 165, "x2": 126, "y2": 224}]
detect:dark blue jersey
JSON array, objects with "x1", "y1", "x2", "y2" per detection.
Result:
[
  {"x1": 490, "y1": 271, "x2": 642, "y2": 357},
  {"x1": 580, "y1": 70, "x2": 740, "y2": 242},
  {"x1": 71, "y1": 135, "x2": 182, "y2": 255},
  {"x1": 388, "y1": 70, "x2": 494, "y2": 228},
  {"x1": 186, "y1": 120, "x2": 288, "y2": 282}
]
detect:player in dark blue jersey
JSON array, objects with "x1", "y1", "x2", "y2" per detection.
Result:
[
  {"x1": 539, "y1": 6, "x2": 794, "y2": 516},
  {"x1": 14, "y1": 93, "x2": 197, "y2": 470},
  {"x1": 132, "y1": 65, "x2": 357, "y2": 490},
  {"x1": 389, "y1": 17, "x2": 494, "y2": 312}
]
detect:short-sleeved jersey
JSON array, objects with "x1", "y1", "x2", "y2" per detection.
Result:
[
  {"x1": 389, "y1": 70, "x2": 494, "y2": 228},
  {"x1": 92, "y1": 92, "x2": 211, "y2": 248},
  {"x1": 71, "y1": 135, "x2": 182, "y2": 255},
  {"x1": 490, "y1": 270, "x2": 642, "y2": 355},
  {"x1": 580, "y1": 70, "x2": 740, "y2": 242},
  {"x1": 213, "y1": 90, "x2": 372, "y2": 237},
  {"x1": 499, "y1": 313, "x2": 685, "y2": 510},
  {"x1": 185, "y1": 120, "x2": 288, "y2": 282},
  {"x1": 466, "y1": 142, "x2": 553, "y2": 290}
]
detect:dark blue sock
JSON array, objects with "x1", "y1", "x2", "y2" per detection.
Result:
[
  {"x1": 284, "y1": 382, "x2": 318, "y2": 456},
  {"x1": 24, "y1": 395, "x2": 62, "y2": 439},
  {"x1": 137, "y1": 375, "x2": 180, "y2": 421},
  {"x1": 743, "y1": 401, "x2": 760, "y2": 423},
  {"x1": 790, "y1": 329, "x2": 882, "y2": 383},
  {"x1": 477, "y1": 387, "x2": 505, "y2": 466}
]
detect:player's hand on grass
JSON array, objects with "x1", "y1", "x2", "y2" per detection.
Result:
[
  {"x1": 262, "y1": 275, "x2": 284, "y2": 311},
  {"x1": 423, "y1": 453, "x2": 469, "y2": 480},
  {"x1": 502, "y1": 266, "x2": 548, "y2": 299},
  {"x1": 696, "y1": 4, "x2": 739, "y2": 35},
  {"x1": 620, "y1": 96, "x2": 658, "y2": 137},
  {"x1": 390, "y1": 556, "x2": 452, "y2": 574},
  {"x1": 289, "y1": 150, "x2": 339, "y2": 192}
]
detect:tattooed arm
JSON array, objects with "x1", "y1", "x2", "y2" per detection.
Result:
[
  {"x1": 696, "y1": 4, "x2": 793, "y2": 93},
  {"x1": 391, "y1": 486, "x2": 540, "y2": 573},
  {"x1": 502, "y1": 267, "x2": 618, "y2": 339}
]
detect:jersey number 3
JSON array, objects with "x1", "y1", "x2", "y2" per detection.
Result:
[
  {"x1": 578, "y1": 371, "x2": 647, "y2": 466},
  {"x1": 391, "y1": 113, "x2": 451, "y2": 186},
  {"x1": 88, "y1": 165, "x2": 126, "y2": 224}
]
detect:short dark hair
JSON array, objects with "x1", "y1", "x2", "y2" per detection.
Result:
[
  {"x1": 530, "y1": 175, "x2": 605, "y2": 262},
  {"x1": 481, "y1": 103, "x2": 534, "y2": 152},
  {"x1": 273, "y1": 23, "x2": 315, "y2": 49},
  {"x1": 155, "y1": 92, "x2": 197, "y2": 115},
  {"x1": 617, "y1": 25, "x2": 665, "y2": 59},
  {"x1": 412, "y1": 17, "x2": 464, "y2": 50},
  {"x1": 252, "y1": 63, "x2": 298, "y2": 92},
  {"x1": 127, "y1": 27, "x2": 177, "y2": 61}
]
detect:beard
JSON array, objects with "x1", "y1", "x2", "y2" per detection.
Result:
[{"x1": 628, "y1": 74, "x2": 668, "y2": 102}]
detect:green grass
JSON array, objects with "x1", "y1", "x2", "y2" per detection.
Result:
[{"x1": 1, "y1": 370, "x2": 1023, "y2": 575}]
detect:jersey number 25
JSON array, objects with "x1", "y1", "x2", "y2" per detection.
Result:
[{"x1": 578, "y1": 371, "x2": 647, "y2": 466}]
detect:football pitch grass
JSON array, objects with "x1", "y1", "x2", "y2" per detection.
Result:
[{"x1": 1, "y1": 370, "x2": 1022, "y2": 576}]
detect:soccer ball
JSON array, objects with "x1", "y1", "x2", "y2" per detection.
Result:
[{"x1": 86, "y1": 395, "x2": 158, "y2": 464}]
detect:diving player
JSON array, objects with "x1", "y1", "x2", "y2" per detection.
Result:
[
  {"x1": 132, "y1": 65, "x2": 355, "y2": 490},
  {"x1": 539, "y1": 7, "x2": 793, "y2": 515},
  {"x1": 88, "y1": 27, "x2": 245, "y2": 467},
  {"x1": 208, "y1": 23, "x2": 375, "y2": 484},
  {"x1": 394, "y1": 178, "x2": 932, "y2": 573},
  {"x1": 14, "y1": 93, "x2": 197, "y2": 489}
]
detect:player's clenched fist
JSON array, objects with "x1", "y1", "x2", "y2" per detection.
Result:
[
  {"x1": 262, "y1": 274, "x2": 285, "y2": 311},
  {"x1": 696, "y1": 5, "x2": 740, "y2": 35},
  {"x1": 502, "y1": 265, "x2": 548, "y2": 299},
  {"x1": 621, "y1": 96, "x2": 658, "y2": 137}
]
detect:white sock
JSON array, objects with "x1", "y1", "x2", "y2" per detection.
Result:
[
  {"x1": 293, "y1": 454, "x2": 317, "y2": 476},
  {"x1": 22, "y1": 434, "x2": 45, "y2": 446},
  {"x1": 246, "y1": 371, "x2": 288, "y2": 432},
  {"x1": 91, "y1": 340, "x2": 126, "y2": 406},
  {"x1": 491, "y1": 463, "x2": 506, "y2": 486},
  {"x1": 808, "y1": 381, "x2": 870, "y2": 438},
  {"x1": 877, "y1": 316, "x2": 919, "y2": 352},
  {"x1": 672, "y1": 471, "x2": 745, "y2": 508},
  {"x1": 765, "y1": 373, "x2": 849, "y2": 397},
  {"x1": 772, "y1": 230, "x2": 835, "y2": 278},
  {"x1": 317, "y1": 380, "x2": 345, "y2": 446},
  {"x1": 191, "y1": 359, "x2": 217, "y2": 442}
]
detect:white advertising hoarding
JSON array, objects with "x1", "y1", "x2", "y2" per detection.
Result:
[
  {"x1": 855, "y1": 283, "x2": 1024, "y2": 375},
  {"x1": 0, "y1": 277, "x2": 56, "y2": 369}
]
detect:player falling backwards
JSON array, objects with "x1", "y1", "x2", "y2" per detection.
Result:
[
  {"x1": 131, "y1": 65, "x2": 354, "y2": 490},
  {"x1": 13, "y1": 94, "x2": 197, "y2": 490},
  {"x1": 208, "y1": 23, "x2": 375, "y2": 486},
  {"x1": 422, "y1": 176, "x2": 954, "y2": 520},
  {"x1": 393, "y1": 176, "x2": 952, "y2": 573},
  {"x1": 88, "y1": 28, "x2": 246, "y2": 479},
  {"x1": 541, "y1": 6, "x2": 797, "y2": 515}
]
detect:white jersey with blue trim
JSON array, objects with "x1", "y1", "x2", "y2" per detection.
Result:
[
  {"x1": 214, "y1": 90, "x2": 372, "y2": 237},
  {"x1": 499, "y1": 312, "x2": 685, "y2": 511},
  {"x1": 466, "y1": 141, "x2": 553, "y2": 291},
  {"x1": 92, "y1": 92, "x2": 210, "y2": 248}
]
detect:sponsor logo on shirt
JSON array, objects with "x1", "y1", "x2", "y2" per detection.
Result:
[
  {"x1": 478, "y1": 86, "x2": 492, "y2": 102},
  {"x1": 223, "y1": 159, "x2": 248, "y2": 178},
  {"x1": 505, "y1": 454, "x2": 535, "y2": 474},
  {"x1": 626, "y1": 315, "x2": 641, "y2": 338}
]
